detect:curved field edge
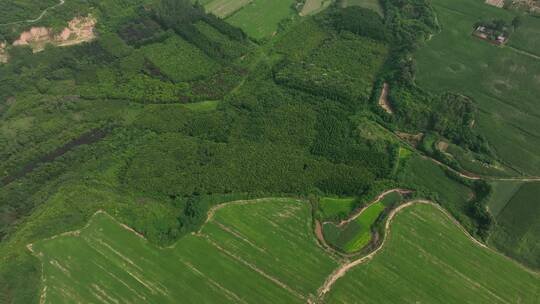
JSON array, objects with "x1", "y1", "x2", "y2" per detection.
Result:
[
  {"x1": 27, "y1": 198, "x2": 338, "y2": 304},
  {"x1": 320, "y1": 202, "x2": 540, "y2": 303}
]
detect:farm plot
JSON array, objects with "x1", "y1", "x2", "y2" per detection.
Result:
[
  {"x1": 326, "y1": 204, "x2": 540, "y2": 303},
  {"x1": 140, "y1": 34, "x2": 221, "y2": 82},
  {"x1": 489, "y1": 182, "x2": 540, "y2": 269},
  {"x1": 323, "y1": 201, "x2": 385, "y2": 253},
  {"x1": 398, "y1": 154, "x2": 474, "y2": 228},
  {"x1": 204, "y1": 0, "x2": 252, "y2": 18},
  {"x1": 30, "y1": 199, "x2": 338, "y2": 303},
  {"x1": 225, "y1": 0, "x2": 297, "y2": 40},
  {"x1": 414, "y1": 0, "x2": 540, "y2": 175}
]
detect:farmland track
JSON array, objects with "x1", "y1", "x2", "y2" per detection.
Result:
[
  {"x1": 0, "y1": 0, "x2": 66, "y2": 26},
  {"x1": 315, "y1": 200, "x2": 540, "y2": 302},
  {"x1": 380, "y1": 121, "x2": 540, "y2": 182}
]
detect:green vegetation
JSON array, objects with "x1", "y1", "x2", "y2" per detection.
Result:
[
  {"x1": 489, "y1": 182, "x2": 540, "y2": 269},
  {"x1": 397, "y1": 155, "x2": 478, "y2": 232},
  {"x1": 415, "y1": 0, "x2": 540, "y2": 175},
  {"x1": 2, "y1": 0, "x2": 540, "y2": 301},
  {"x1": 322, "y1": 191, "x2": 403, "y2": 253},
  {"x1": 327, "y1": 204, "x2": 540, "y2": 303},
  {"x1": 31, "y1": 199, "x2": 337, "y2": 303},
  {"x1": 486, "y1": 181, "x2": 523, "y2": 217},
  {"x1": 140, "y1": 34, "x2": 221, "y2": 82},
  {"x1": 226, "y1": 0, "x2": 297, "y2": 40},
  {"x1": 323, "y1": 201, "x2": 386, "y2": 253},
  {"x1": 339, "y1": 0, "x2": 383, "y2": 15},
  {"x1": 319, "y1": 197, "x2": 357, "y2": 221}
]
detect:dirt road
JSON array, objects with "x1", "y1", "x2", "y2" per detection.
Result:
[{"x1": 0, "y1": 0, "x2": 65, "y2": 26}]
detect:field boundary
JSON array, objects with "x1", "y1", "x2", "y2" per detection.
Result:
[
  {"x1": 28, "y1": 196, "x2": 539, "y2": 303},
  {"x1": 0, "y1": 0, "x2": 66, "y2": 26},
  {"x1": 316, "y1": 199, "x2": 540, "y2": 301}
]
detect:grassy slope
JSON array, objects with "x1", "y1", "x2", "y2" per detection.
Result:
[
  {"x1": 31, "y1": 199, "x2": 337, "y2": 303},
  {"x1": 415, "y1": 0, "x2": 540, "y2": 175},
  {"x1": 226, "y1": 0, "x2": 296, "y2": 40},
  {"x1": 327, "y1": 204, "x2": 540, "y2": 303},
  {"x1": 490, "y1": 182, "x2": 540, "y2": 269}
]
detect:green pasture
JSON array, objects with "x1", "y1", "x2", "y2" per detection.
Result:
[
  {"x1": 226, "y1": 0, "x2": 297, "y2": 40},
  {"x1": 415, "y1": 0, "x2": 540, "y2": 175},
  {"x1": 489, "y1": 182, "x2": 540, "y2": 270},
  {"x1": 31, "y1": 199, "x2": 338, "y2": 303},
  {"x1": 183, "y1": 100, "x2": 220, "y2": 111},
  {"x1": 326, "y1": 204, "x2": 540, "y2": 303}
]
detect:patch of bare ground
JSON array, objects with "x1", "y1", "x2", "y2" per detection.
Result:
[
  {"x1": 485, "y1": 0, "x2": 505, "y2": 8},
  {"x1": 436, "y1": 140, "x2": 449, "y2": 152},
  {"x1": 13, "y1": 15, "x2": 96, "y2": 53},
  {"x1": 378, "y1": 83, "x2": 393, "y2": 114},
  {"x1": 395, "y1": 131, "x2": 424, "y2": 147},
  {"x1": 0, "y1": 41, "x2": 8, "y2": 63}
]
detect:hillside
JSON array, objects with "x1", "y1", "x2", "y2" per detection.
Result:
[{"x1": 1, "y1": 0, "x2": 539, "y2": 303}]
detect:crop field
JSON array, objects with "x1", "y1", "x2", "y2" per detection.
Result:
[
  {"x1": 340, "y1": 0, "x2": 383, "y2": 15},
  {"x1": 414, "y1": 0, "x2": 540, "y2": 175},
  {"x1": 300, "y1": 0, "x2": 333, "y2": 16},
  {"x1": 323, "y1": 201, "x2": 386, "y2": 253},
  {"x1": 225, "y1": 0, "x2": 297, "y2": 40},
  {"x1": 319, "y1": 197, "x2": 357, "y2": 220},
  {"x1": 489, "y1": 182, "x2": 540, "y2": 269},
  {"x1": 398, "y1": 155, "x2": 473, "y2": 226},
  {"x1": 140, "y1": 35, "x2": 221, "y2": 82},
  {"x1": 204, "y1": 0, "x2": 251, "y2": 18},
  {"x1": 445, "y1": 143, "x2": 517, "y2": 177},
  {"x1": 30, "y1": 199, "x2": 338, "y2": 303},
  {"x1": 326, "y1": 204, "x2": 540, "y2": 303},
  {"x1": 486, "y1": 181, "x2": 523, "y2": 217}
]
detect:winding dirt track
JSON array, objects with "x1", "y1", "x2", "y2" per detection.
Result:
[
  {"x1": 0, "y1": 0, "x2": 65, "y2": 26},
  {"x1": 315, "y1": 200, "x2": 540, "y2": 302}
]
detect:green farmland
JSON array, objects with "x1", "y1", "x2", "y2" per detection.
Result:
[
  {"x1": 30, "y1": 199, "x2": 337, "y2": 303},
  {"x1": 225, "y1": 0, "x2": 297, "y2": 39},
  {"x1": 415, "y1": 0, "x2": 540, "y2": 175},
  {"x1": 489, "y1": 182, "x2": 540, "y2": 270},
  {"x1": 323, "y1": 201, "x2": 386, "y2": 253},
  {"x1": 326, "y1": 204, "x2": 540, "y2": 303}
]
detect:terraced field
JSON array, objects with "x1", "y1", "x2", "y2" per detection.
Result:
[
  {"x1": 325, "y1": 204, "x2": 540, "y2": 303},
  {"x1": 30, "y1": 199, "x2": 337, "y2": 303}
]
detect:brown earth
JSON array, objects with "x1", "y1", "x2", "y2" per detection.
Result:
[
  {"x1": 378, "y1": 83, "x2": 393, "y2": 114},
  {"x1": 13, "y1": 15, "x2": 96, "y2": 53},
  {"x1": 0, "y1": 41, "x2": 8, "y2": 63}
]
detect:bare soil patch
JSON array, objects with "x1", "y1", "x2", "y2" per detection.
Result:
[
  {"x1": 378, "y1": 83, "x2": 393, "y2": 114},
  {"x1": 485, "y1": 0, "x2": 505, "y2": 8},
  {"x1": 13, "y1": 15, "x2": 96, "y2": 53}
]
